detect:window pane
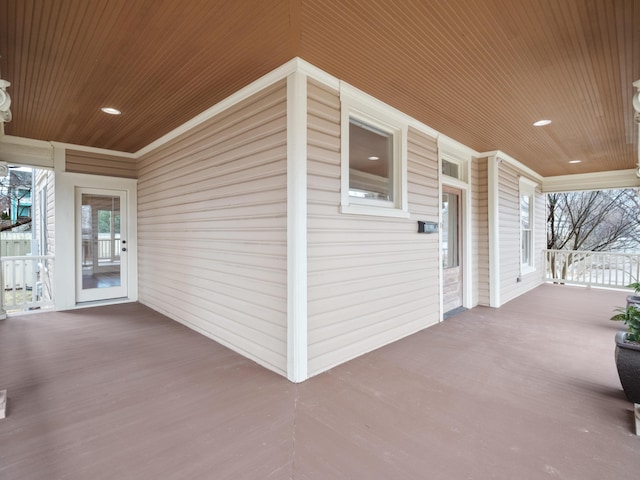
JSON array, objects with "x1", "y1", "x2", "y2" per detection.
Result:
[
  {"x1": 349, "y1": 119, "x2": 393, "y2": 201},
  {"x1": 522, "y1": 230, "x2": 531, "y2": 265},
  {"x1": 442, "y1": 192, "x2": 459, "y2": 268},
  {"x1": 81, "y1": 194, "x2": 121, "y2": 290},
  {"x1": 520, "y1": 195, "x2": 530, "y2": 229},
  {"x1": 442, "y1": 159, "x2": 459, "y2": 179},
  {"x1": 520, "y1": 193, "x2": 533, "y2": 267}
]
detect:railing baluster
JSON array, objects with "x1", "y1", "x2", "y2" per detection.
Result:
[
  {"x1": 544, "y1": 249, "x2": 640, "y2": 290},
  {"x1": 1, "y1": 255, "x2": 55, "y2": 312}
]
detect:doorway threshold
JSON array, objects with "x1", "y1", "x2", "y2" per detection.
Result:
[{"x1": 443, "y1": 306, "x2": 467, "y2": 320}]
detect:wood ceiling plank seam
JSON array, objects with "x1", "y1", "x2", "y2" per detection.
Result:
[
  {"x1": 66, "y1": 2, "x2": 155, "y2": 145},
  {"x1": 586, "y1": 1, "x2": 628, "y2": 161},
  {"x1": 336, "y1": 3, "x2": 556, "y2": 159},
  {"x1": 98, "y1": 5, "x2": 291, "y2": 151},
  {"x1": 560, "y1": 1, "x2": 606, "y2": 121},
  {"x1": 47, "y1": 1, "x2": 176, "y2": 146},
  {"x1": 1, "y1": 1, "x2": 17, "y2": 114},
  {"x1": 425, "y1": 1, "x2": 519, "y2": 89},
  {"x1": 617, "y1": 0, "x2": 638, "y2": 146},
  {"x1": 445, "y1": 5, "x2": 545, "y2": 134},
  {"x1": 525, "y1": 1, "x2": 584, "y2": 118},
  {"x1": 30, "y1": 0, "x2": 59, "y2": 133},
  {"x1": 521, "y1": 1, "x2": 599, "y2": 169},
  {"x1": 41, "y1": 3, "x2": 101, "y2": 139},
  {"x1": 120, "y1": 57, "x2": 287, "y2": 152},
  {"x1": 29, "y1": 0, "x2": 70, "y2": 136},
  {"x1": 0, "y1": 1, "x2": 9, "y2": 76},
  {"x1": 19, "y1": 0, "x2": 37, "y2": 129},
  {"x1": 563, "y1": 3, "x2": 610, "y2": 159},
  {"x1": 601, "y1": 1, "x2": 631, "y2": 158},
  {"x1": 11, "y1": 0, "x2": 29, "y2": 128},
  {"x1": 503, "y1": 3, "x2": 569, "y2": 123},
  {"x1": 38, "y1": 0, "x2": 96, "y2": 139},
  {"x1": 95, "y1": 0, "x2": 204, "y2": 108},
  {"x1": 585, "y1": 0, "x2": 622, "y2": 145},
  {"x1": 288, "y1": 0, "x2": 302, "y2": 54}
]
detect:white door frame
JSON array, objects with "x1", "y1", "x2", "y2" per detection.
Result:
[
  {"x1": 55, "y1": 172, "x2": 138, "y2": 310},
  {"x1": 438, "y1": 148, "x2": 472, "y2": 321},
  {"x1": 75, "y1": 187, "x2": 128, "y2": 302}
]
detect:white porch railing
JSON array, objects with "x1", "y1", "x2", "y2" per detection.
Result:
[
  {"x1": 1, "y1": 255, "x2": 55, "y2": 312},
  {"x1": 545, "y1": 249, "x2": 640, "y2": 288},
  {"x1": 98, "y1": 238, "x2": 121, "y2": 262}
]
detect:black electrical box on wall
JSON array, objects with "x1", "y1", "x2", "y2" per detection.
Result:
[{"x1": 417, "y1": 221, "x2": 438, "y2": 234}]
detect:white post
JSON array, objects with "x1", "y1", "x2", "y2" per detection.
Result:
[
  {"x1": 488, "y1": 155, "x2": 501, "y2": 307},
  {"x1": 0, "y1": 389, "x2": 6, "y2": 419},
  {"x1": 635, "y1": 403, "x2": 640, "y2": 436},
  {"x1": 286, "y1": 68, "x2": 308, "y2": 383},
  {"x1": 0, "y1": 241, "x2": 5, "y2": 320}
]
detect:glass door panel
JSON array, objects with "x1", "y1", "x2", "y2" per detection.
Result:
[
  {"x1": 76, "y1": 188, "x2": 127, "y2": 302},
  {"x1": 442, "y1": 192, "x2": 459, "y2": 269},
  {"x1": 442, "y1": 187, "x2": 463, "y2": 313}
]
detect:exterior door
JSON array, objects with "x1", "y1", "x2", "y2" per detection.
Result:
[
  {"x1": 442, "y1": 186, "x2": 463, "y2": 313},
  {"x1": 75, "y1": 188, "x2": 128, "y2": 302}
]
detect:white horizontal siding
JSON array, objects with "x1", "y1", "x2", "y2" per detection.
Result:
[
  {"x1": 306, "y1": 80, "x2": 440, "y2": 377},
  {"x1": 136, "y1": 81, "x2": 288, "y2": 376},
  {"x1": 66, "y1": 150, "x2": 137, "y2": 178},
  {"x1": 498, "y1": 162, "x2": 544, "y2": 305}
]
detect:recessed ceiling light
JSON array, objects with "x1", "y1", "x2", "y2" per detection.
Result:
[
  {"x1": 101, "y1": 107, "x2": 121, "y2": 115},
  {"x1": 568, "y1": 160, "x2": 582, "y2": 164},
  {"x1": 367, "y1": 156, "x2": 380, "y2": 161},
  {"x1": 532, "y1": 119, "x2": 552, "y2": 126}
]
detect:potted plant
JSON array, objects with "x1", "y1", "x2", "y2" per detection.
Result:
[
  {"x1": 610, "y1": 305, "x2": 640, "y2": 404},
  {"x1": 625, "y1": 282, "x2": 640, "y2": 307}
]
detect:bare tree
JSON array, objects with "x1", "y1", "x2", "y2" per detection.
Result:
[
  {"x1": 546, "y1": 189, "x2": 640, "y2": 284},
  {"x1": 547, "y1": 189, "x2": 640, "y2": 252},
  {"x1": 0, "y1": 168, "x2": 33, "y2": 232}
]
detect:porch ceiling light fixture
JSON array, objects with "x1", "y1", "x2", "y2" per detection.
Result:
[
  {"x1": 532, "y1": 119, "x2": 552, "y2": 126},
  {"x1": 101, "y1": 107, "x2": 121, "y2": 115},
  {"x1": 568, "y1": 160, "x2": 582, "y2": 164},
  {"x1": 0, "y1": 79, "x2": 12, "y2": 123},
  {"x1": 367, "y1": 156, "x2": 380, "y2": 161}
]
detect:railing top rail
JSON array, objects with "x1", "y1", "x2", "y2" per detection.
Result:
[
  {"x1": 1, "y1": 255, "x2": 55, "y2": 261},
  {"x1": 545, "y1": 249, "x2": 640, "y2": 256}
]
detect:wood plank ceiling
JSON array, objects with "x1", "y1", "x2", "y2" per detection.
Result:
[{"x1": 0, "y1": 0, "x2": 638, "y2": 177}]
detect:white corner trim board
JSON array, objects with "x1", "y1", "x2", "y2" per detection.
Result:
[
  {"x1": 0, "y1": 389, "x2": 6, "y2": 419},
  {"x1": 286, "y1": 70, "x2": 308, "y2": 383}
]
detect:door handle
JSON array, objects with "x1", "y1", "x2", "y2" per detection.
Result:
[{"x1": 122, "y1": 248, "x2": 127, "y2": 252}]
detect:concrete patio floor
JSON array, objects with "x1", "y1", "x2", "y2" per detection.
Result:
[{"x1": 1, "y1": 284, "x2": 639, "y2": 479}]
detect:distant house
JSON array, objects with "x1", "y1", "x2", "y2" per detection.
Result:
[{"x1": 8, "y1": 170, "x2": 32, "y2": 224}]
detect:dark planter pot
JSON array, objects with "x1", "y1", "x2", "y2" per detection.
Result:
[
  {"x1": 626, "y1": 295, "x2": 640, "y2": 308},
  {"x1": 615, "y1": 331, "x2": 640, "y2": 403}
]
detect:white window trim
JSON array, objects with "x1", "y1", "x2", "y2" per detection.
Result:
[
  {"x1": 340, "y1": 89, "x2": 409, "y2": 218},
  {"x1": 519, "y1": 176, "x2": 537, "y2": 275},
  {"x1": 440, "y1": 153, "x2": 466, "y2": 183}
]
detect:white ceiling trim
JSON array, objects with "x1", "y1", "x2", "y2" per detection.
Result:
[
  {"x1": 543, "y1": 169, "x2": 640, "y2": 193},
  {"x1": 50, "y1": 141, "x2": 136, "y2": 158},
  {"x1": 135, "y1": 58, "x2": 301, "y2": 158},
  {"x1": 481, "y1": 150, "x2": 544, "y2": 183},
  {"x1": 0, "y1": 134, "x2": 54, "y2": 168}
]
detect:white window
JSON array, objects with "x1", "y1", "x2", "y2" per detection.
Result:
[
  {"x1": 441, "y1": 158, "x2": 460, "y2": 180},
  {"x1": 519, "y1": 177, "x2": 536, "y2": 272},
  {"x1": 340, "y1": 91, "x2": 408, "y2": 218}
]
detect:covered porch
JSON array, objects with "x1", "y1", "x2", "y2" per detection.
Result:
[{"x1": 1, "y1": 283, "x2": 638, "y2": 479}]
